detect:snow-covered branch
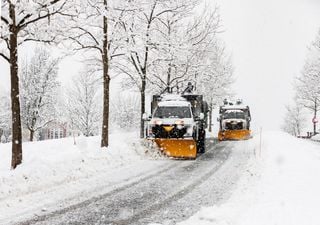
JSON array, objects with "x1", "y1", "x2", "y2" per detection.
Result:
[
  {"x1": 17, "y1": 0, "x2": 67, "y2": 29},
  {"x1": 1, "y1": 16, "x2": 9, "y2": 24},
  {"x1": 0, "y1": 52, "x2": 10, "y2": 62}
]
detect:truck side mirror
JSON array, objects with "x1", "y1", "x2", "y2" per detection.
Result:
[
  {"x1": 217, "y1": 117, "x2": 220, "y2": 122},
  {"x1": 142, "y1": 113, "x2": 150, "y2": 121},
  {"x1": 199, "y1": 113, "x2": 204, "y2": 120}
]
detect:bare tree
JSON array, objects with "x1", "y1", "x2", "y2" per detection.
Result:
[
  {"x1": 281, "y1": 102, "x2": 306, "y2": 136},
  {"x1": 115, "y1": 0, "x2": 204, "y2": 138},
  {"x1": 64, "y1": 0, "x2": 131, "y2": 147},
  {"x1": 149, "y1": 4, "x2": 221, "y2": 94},
  {"x1": 110, "y1": 93, "x2": 140, "y2": 129},
  {"x1": 296, "y1": 29, "x2": 320, "y2": 135},
  {"x1": 197, "y1": 40, "x2": 234, "y2": 132},
  {"x1": 65, "y1": 70, "x2": 102, "y2": 137},
  {"x1": 0, "y1": 0, "x2": 75, "y2": 168},
  {"x1": 20, "y1": 48, "x2": 60, "y2": 141}
]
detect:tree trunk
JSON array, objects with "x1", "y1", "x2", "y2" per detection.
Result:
[
  {"x1": 208, "y1": 102, "x2": 213, "y2": 132},
  {"x1": 29, "y1": 130, "x2": 34, "y2": 142},
  {"x1": 166, "y1": 64, "x2": 171, "y2": 92},
  {"x1": 9, "y1": 4, "x2": 23, "y2": 169},
  {"x1": 101, "y1": 8, "x2": 110, "y2": 148},
  {"x1": 140, "y1": 78, "x2": 146, "y2": 138},
  {"x1": 296, "y1": 119, "x2": 301, "y2": 137},
  {"x1": 101, "y1": 69, "x2": 110, "y2": 147},
  {"x1": 0, "y1": 129, "x2": 3, "y2": 142},
  {"x1": 139, "y1": 15, "x2": 152, "y2": 139},
  {"x1": 313, "y1": 100, "x2": 318, "y2": 135}
]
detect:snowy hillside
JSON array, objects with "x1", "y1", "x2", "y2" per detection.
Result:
[{"x1": 178, "y1": 132, "x2": 320, "y2": 225}]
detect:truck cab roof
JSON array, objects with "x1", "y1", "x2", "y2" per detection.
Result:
[{"x1": 158, "y1": 100, "x2": 191, "y2": 107}]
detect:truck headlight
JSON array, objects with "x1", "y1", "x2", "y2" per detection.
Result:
[
  {"x1": 175, "y1": 120, "x2": 185, "y2": 125},
  {"x1": 153, "y1": 120, "x2": 163, "y2": 125}
]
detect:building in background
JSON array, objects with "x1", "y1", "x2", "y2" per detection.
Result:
[{"x1": 39, "y1": 121, "x2": 68, "y2": 140}]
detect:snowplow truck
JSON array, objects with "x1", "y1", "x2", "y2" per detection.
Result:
[
  {"x1": 144, "y1": 94, "x2": 208, "y2": 159},
  {"x1": 218, "y1": 100, "x2": 251, "y2": 141}
]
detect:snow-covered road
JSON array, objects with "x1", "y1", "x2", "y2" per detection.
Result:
[
  {"x1": 178, "y1": 132, "x2": 320, "y2": 225},
  {"x1": 16, "y1": 140, "x2": 254, "y2": 225},
  {"x1": 3, "y1": 131, "x2": 320, "y2": 225}
]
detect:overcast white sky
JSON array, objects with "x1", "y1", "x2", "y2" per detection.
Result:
[
  {"x1": 213, "y1": 0, "x2": 320, "y2": 131},
  {"x1": 1, "y1": 0, "x2": 320, "y2": 132}
]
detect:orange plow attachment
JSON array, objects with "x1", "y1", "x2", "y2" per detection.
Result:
[
  {"x1": 218, "y1": 130, "x2": 251, "y2": 141},
  {"x1": 154, "y1": 139, "x2": 197, "y2": 159}
]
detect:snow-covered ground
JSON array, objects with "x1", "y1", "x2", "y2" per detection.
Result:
[
  {"x1": 2, "y1": 131, "x2": 320, "y2": 225},
  {"x1": 178, "y1": 131, "x2": 320, "y2": 225},
  {"x1": 311, "y1": 133, "x2": 320, "y2": 142},
  {"x1": 0, "y1": 131, "x2": 166, "y2": 224}
]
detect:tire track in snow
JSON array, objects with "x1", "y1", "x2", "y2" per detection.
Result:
[
  {"x1": 19, "y1": 140, "x2": 230, "y2": 224},
  {"x1": 17, "y1": 161, "x2": 179, "y2": 225},
  {"x1": 114, "y1": 143, "x2": 232, "y2": 225}
]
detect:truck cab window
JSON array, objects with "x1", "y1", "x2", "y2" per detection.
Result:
[{"x1": 153, "y1": 106, "x2": 192, "y2": 118}]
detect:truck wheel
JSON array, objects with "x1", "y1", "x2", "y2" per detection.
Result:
[{"x1": 197, "y1": 130, "x2": 206, "y2": 153}]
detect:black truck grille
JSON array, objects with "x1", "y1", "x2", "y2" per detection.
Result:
[
  {"x1": 152, "y1": 125, "x2": 187, "y2": 138},
  {"x1": 225, "y1": 122, "x2": 244, "y2": 130}
]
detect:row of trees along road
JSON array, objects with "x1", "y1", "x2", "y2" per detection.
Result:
[
  {"x1": 283, "y1": 29, "x2": 320, "y2": 136},
  {"x1": 0, "y1": 0, "x2": 234, "y2": 169}
]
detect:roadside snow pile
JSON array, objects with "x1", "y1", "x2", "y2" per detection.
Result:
[
  {"x1": 178, "y1": 131, "x2": 320, "y2": 225},
  {"x1": 0, "y1": 131, "x2": 162, "y2": 224},
  {"x1": 311, "y1": 134, "x2": 320, "y2": 142},
  {"x1": 0, "y1": 132, "x2": 144, "y2": 199}
]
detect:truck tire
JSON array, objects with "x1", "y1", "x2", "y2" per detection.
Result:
[{"x1": 197, "y1": 129, "x2": 206, "y2": 153}]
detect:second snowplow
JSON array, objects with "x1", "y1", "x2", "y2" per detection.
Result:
[{"x1": 218, "y1": 100, "x2": 252, "y2": 141}]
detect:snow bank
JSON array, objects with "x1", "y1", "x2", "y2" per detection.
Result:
[
  {"x1": 0, "y1": 132, "x2": 142, "y2": 198},
  {"x1": 177, "y1": 131, "x2": 320, "y2": 225},
  {"x1": 0, "y1": 131, "x2": 163, "y2": 224},
  {"x1": 311, "y1": 134, "x2": 320, "y2": 142}
]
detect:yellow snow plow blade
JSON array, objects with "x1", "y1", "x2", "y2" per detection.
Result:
[
  {"x1": 218, "y1": 130, "x2": 251, "y2": 141},
  {"x1": 155, "y1": 139, "x2": 197, "y2": 159}
]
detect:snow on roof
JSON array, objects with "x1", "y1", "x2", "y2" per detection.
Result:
[
  {"x1": 224, "y1": 109, "x2": 245, "y2": 113},
  {"x1": 221, "y1": 104, "x2": 248, "y2": 110},
  {"x1": 157, "y1": 94, "x2": 190, "y2": 107},
  {"x1": 158, "y1": 100, "x2": 190, "y2": 107},
  {"x1": 160, "y1": 94, "x2": 187, "y2": 102}
]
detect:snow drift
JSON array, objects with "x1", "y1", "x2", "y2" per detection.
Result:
[
  {"x1": 0, "y1": 131, "x2": 164, "y2": 224},
  {"x1": 178, "y1": 131, "x2": 320, "y2": 225}
]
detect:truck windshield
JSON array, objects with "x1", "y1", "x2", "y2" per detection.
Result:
[
  {"x1": 223, "y1": 111, "x2": 245, "y2": 119},
  {"x1": 153, "y1": 106, "x2": 192, "y2": 118}
]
